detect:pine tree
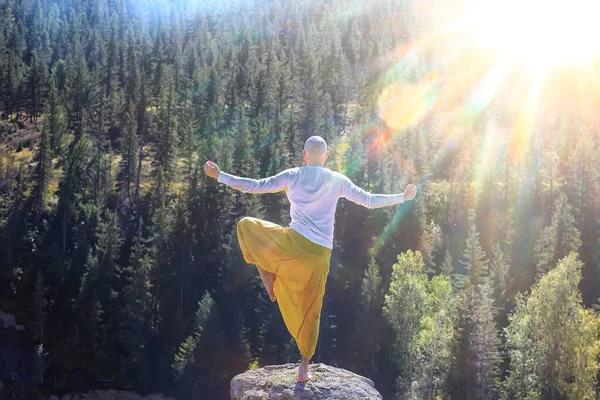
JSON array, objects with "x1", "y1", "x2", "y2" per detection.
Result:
[
  {"x1": 120, "y1": 220, "x2": 156, "y2": 384},
  {"x1": 150, "y1": 74, "x2": 178, "y2": 205},
  {"x1": 116, "y1": 107, "x2": 138, "y2": 200},
  {"x1": 55, "y1": 136, "x2": 92, "y2": 259},
  {"x1": 105, "y1": 22, "x2": 119, "y2": 99},
  {"x1": 151, "y1": 36, "x2": 167, "y2": 102},
  {"x1": 345, "y1": 20, "x2": 362, "y2": 65},
  {"x1": 298, "y1": 50, "x2": 323, "y2": 139},
  {"x1": 45, "y1": 78, "x2": 67, "y2": 157},
  {"x1": 458, "y1": 213, "x2": 489, "y2": 290},
  {"x1": 489, "y1": 242, "x2": 512, "y2": 324},
  {"x1": 94, "y1": 210, "x2": 123, "y2": 310},
  {"x1": 440, "y1": 248, "x2": 454, "y2": 277},
  {"x1": 534, "y1": 192, "x2": 581, "y2": 278},
  {"x1": 172, "y1": 292, "x2": 216, "y2": 396},
  {"x1": 31, "y1": 269, "x2": 47, "y2": 340},
  {"x1": 2, "y1": 49, "x2": 25, "y2": 119},
  {"x1": 26, "y1": 50, "x2": 46, "y2": 122},
  {"x1": 352, "y1": 255, "x2": 383, "y2": 374},
  {"x1": 149, "y1": 204, "x2": 175, "y2": 330},
  {"x1": 88, "y1": 288, "x2": 103, "y2": 361},
  {"x1": 33, "y1": 105, "x2": 53, "y2": 224},
  {"x1": 122, "y1": 222, "x2": 155, "y2": 322},
  {"x1": 422, "y1": 220, "x2": 443, "y2": 275},
  {"x1": 125, "y1": 26, "x2": 140, "y2": 105},
  {"x1": 65, "y1": 42, "x2": 95, "y2": 139},
  {"x1": 469, "y1": 283, "x2": 502, "y2": 399}
]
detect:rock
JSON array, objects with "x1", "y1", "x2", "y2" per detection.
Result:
[
  {"x1": 230, "y1": 363, "x2": 383, "y2": 400},
  {"x1": 46, "y1": 391, "x2": 177, "y2": 400}
]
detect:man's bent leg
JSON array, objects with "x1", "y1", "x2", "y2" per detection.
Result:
[{"x1": 236, "y1": 217, "x2": 280, "y2": 302}]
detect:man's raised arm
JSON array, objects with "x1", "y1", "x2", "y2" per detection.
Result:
[
  {"x1": 217, "y1": 168, "x2": 296, "y2": 194},
  {"x1": 339, "y1": 175, "x2": 414, "y2": 209}
]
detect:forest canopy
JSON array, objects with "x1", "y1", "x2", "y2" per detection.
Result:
[{"x1": 1, "y1": 0, "x2": 600, "y2": 399}]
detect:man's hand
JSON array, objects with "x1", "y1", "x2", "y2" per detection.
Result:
[
  {"x1": 404, "y1": 183, "x2": 417, "y2": 201},
  {"x1": 204, "y1": 160, "x2": 220, "y2": 179}
]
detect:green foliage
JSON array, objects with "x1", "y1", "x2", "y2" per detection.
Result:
[
  {"x1": 458, "y1": 217, "x2": 489, "y2": 289},
  {"x1": 384, "y1": 250, "x2": 429, "y2": 395},
  {"x1": 385, "y1": 250, "x2": 460, "y2": 399},
  {"x1": 422, "y1": 219, "x2": 443, "y2": 275},
  {"x1": 171, "y1": 335, "x2": 196, "y2": 379},
  {"x1": 489, "y1": 242, "x2": 513, "y2": 325},
  {"x1": 534, "y1": 192, "x2": 581, "y2": 278},
  {"x1": 171, "y1": 291, "x2": 216, "y2": 388},
  {"x1": 122, "y1": 222, "x2": 155, "y2": 322},
  {"x1": 411, "y1": 274, "x2": 459, "y2": 399},
  {"x1": 0, "y1": 2, "x2": 599, "y2": 399},
  {"x1": 352, "y1": 255, "x2": 384, "y2": 375},
  {"x1": 503, "y1": 252, "x2": 600, "y2": 399}
]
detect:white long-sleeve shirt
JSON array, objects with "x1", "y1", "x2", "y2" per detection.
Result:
[{"x1": 217, "y1": 165, "x2": 405, "y2": 249}]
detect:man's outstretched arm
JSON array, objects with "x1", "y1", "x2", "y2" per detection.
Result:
[
  {"x1": 204, "y1": 160, "x2": 294, "y2": 194},
  {"x1": 339, "y1": 175, "x2": 417, "y2": 209}
]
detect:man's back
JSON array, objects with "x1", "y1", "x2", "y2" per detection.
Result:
[
  {"x1": 286, "y1": 165, "x2": 344, "y2": 249},
  {"x1": 217, "y1": 165, "x2": 405, "y2": 249}
]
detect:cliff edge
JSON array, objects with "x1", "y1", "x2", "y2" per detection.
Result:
[{"x1": 230, "y1": 363, "x2": 382, "y2": 400}]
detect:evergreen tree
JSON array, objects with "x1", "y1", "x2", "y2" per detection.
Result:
[
  {"x1": 32, "y1": 105, "x2": 53, "y2": 224},
  {"x1": 457, "y1": 212, "x2": 489, "y2": 290},
  {"x1": 489, "y1": 242, "x2": 512, "y2": 324},
  {"x1": 172, "y1": 292, "x2": 216, "y2": 397},
  {"x1": 469, "y1": 283, "x2": 502, "y2": 399},
  {"x1": 422, "y1": 220, "x2": 443, "y2": 275},
  {"x1": 120, "y1": 220, "x2": 156, "y2": 385},
  {"x1": 298, "y1": 50, "x2": 323, "y2": 139},
  {"x1": 534, "y1": 192, "x2": 581, "y2": 278},
  {"x1": 2, "y1": 50, "x2": 25, "y2": 119},
  {"x1": 352, "y1": 255, "x2": 384, "y2": 375},
  {"x1": 55, "y1": 136, "x2": 92, "y2": 259},
  {"x1": 65, "y1": 42, "x2": 95, "y2": 139},
  {"x1": 93, "y1": 210, "x2": 123, "y2": 320},
  {"x1": 117, "y1": 108, "x2": 138, "y2": 200},
  {"x1": 150, "y1": 74, "x2": 178, "y2": 205},
  {"x1": 26, "y1": 50, "x2": 46, "y2": 122},
  {"x1": 45, "y1": 78, "x2": 67, "y2": 157},
  {"x1": 440, "y1": 248, "x2": 454, "y2": 277},
  {"x1": 31, "y1": 269, "x2": 47, "y2": 340},
  {"x1": 123, "y1": 222, "x2": 155, "y2": 322}
]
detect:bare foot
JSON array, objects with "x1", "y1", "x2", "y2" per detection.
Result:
[
  {"x1": 298, "y1": 357, "x2": 311, "y2": 382},
  {"x1": 256, "y1": 266, "x2": 277, "y2": 302},
  {"x1": 265, "y1": 274, "x2": 276, "y2": 302},
  {"x1": 269, "y1": 275, "x2": 277, "y2": 302}
]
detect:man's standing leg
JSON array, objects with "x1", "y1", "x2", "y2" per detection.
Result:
[{"x1": 299, "y1": 355, "x2": 310, "y2": 382}]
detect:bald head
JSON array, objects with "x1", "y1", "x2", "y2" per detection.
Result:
[
  {"x1": 304, "y1": 136, "x2": 327, "y2": 155},
  {"x1": 303, "y1": 136, "x2": 329, "y2": 166}
]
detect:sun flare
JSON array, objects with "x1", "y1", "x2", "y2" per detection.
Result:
[{"x1": 457, "y1": 0, "x2": 600, "y2": 67}]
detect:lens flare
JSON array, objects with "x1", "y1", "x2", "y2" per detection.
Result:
[{"x1": 377, "y1": 72, "x2": 440, "y2": 132}]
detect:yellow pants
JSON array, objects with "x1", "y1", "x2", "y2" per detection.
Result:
[{"x1": 236, "y1": 216, "x2": 332, "y2": 359}]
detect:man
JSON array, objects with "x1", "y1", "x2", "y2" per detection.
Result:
[{"x1": 203, "y1": 135, "x2": 417, "y2": 382}]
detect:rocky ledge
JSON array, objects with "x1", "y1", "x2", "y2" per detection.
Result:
[
  {"x1": 231, "y1": 363, "x2": 382, "y2": 400},
  {"x1": 47, "y1": 391, "x2": 176, "y2": 400}
]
